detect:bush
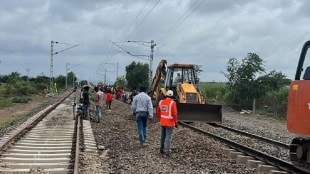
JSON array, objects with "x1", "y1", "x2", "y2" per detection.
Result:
[
  {"x1": 11, "y1": 96, "x2": 32, "y2": 103},
  {"x1": 263, "y1": 86, "x2": 289, "y2": 118},
  {"x1": 4, "y1": 81, "x2": 37, "y2": 96},
  {"x1": 35, "y1": 83, "x2": 48, "y2": 91},
  {"x1": 201, "y1": 83, "x2": 228, "y2": 104}
]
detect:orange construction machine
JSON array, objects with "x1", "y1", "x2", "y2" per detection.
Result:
[
  {"x1": 149, "y1": 59, "x2": 222, "y2": 123},
  {"x1": 287, "y1": 40, "x2": 310, "y2": 166}
]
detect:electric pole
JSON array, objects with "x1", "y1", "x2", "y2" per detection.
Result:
[
  {"x1": 50, "y1": 41, "x2": 57, "y2": 92},
  {"x1": 26, "y1": 68, "x2": 31, "y2": 83},
  {"x1": 104, "y1": 62, "x2": 119, "y2": 81},
  {"x1": 126, "y1": 40, "x2": 156, "y2": 85},
  {"x1": 117, "y1": 62, "x2": 119, "y2": 79},
  {"x1": 49, "y1": 41, "x2": 80, "y2": 93},
  {"x1": 150, "y1": 40, "x2": 156, "y2": 85},
  {"x1": 104, "y1": 69, "x2": 107, "y2": 85},
  {"x1": 66, "y1": 63, "x2": 69, "y2": 89}
]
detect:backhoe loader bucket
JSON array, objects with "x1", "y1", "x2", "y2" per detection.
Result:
[{"x1": 177, "y1": 103, "x2": 222, "y2": 123}]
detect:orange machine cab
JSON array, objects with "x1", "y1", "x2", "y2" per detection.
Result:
[{"x1": 287, "y1": 80, "x2": 310, "y2": 135}]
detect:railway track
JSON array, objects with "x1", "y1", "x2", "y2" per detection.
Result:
[
  {"x1": 209, "y1": 123, "x2": 290, "y2": 149},
  {"x1": 120, "y1": 98, "x2": 308, "y2": 173},
  {"x1": 179, "y1": 121, "x2": 310, "y2": 174},
  {"x1": 0, "y1": 92, "x2": 82, "y2": 174}
]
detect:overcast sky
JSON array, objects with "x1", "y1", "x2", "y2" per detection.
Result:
[{"x1": 1, "y1": 0, "x2": 310, "y2": 83}]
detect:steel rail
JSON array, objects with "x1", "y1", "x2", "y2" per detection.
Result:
[
  {"x1": 179, "y1": 121, "x2": 309, "y2": 174},
  {"x1": 210, "y1": 123, "x2": 290, "y2": 149},
  {"x1": 73, "y1": 112, "x2": 81, "y2": 174}
]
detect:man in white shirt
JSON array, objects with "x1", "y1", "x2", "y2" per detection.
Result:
[{"x1": 131, "y1": 86, "x2": 153, "y2": 147}]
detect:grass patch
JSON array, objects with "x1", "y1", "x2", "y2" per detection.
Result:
[
  {"x1": 11, "y1": 96, "x2": 32, "y2": 103},
  {"x1": 199, "y1": 82, "x2": 228, "y2": 104},
  {"x1": 0, "y1": 98, "x2": 13, "y2": 109},
  {"x1": 0, "y1": 115, "x2": 18, "y2": 130}
]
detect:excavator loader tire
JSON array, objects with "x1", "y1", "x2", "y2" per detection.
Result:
[
  {"x1": 177, "y1": 103, "x2": 222, "y2": 123},
  {"x1": 289, "y1": 137, "x2": 310, "y2": 166}
]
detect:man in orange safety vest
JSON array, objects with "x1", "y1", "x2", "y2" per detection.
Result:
[{"x1": 156, "y1": 90, "x2": 178, "y2": 156}]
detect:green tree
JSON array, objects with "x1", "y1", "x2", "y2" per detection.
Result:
[
  {"x1": 34, "y1": 75, "x2": 49, "y2": 84},
  {"x1": 7, "y1": 72, "x2": 21, "y2": 83},
  {"x1": 256, "y1": 71, "x2": 291, "y2": 92},
  {"x1": 264, "y1": 87, "x2": 289, "y2": 117},
  {"x1": 67, "y1": 71, "x2": 76, "y2": 87},
  {"x1": 194, "y1": 65, "x2": 203, "y2": 77},
  {"x1": 55, "y1": 75, "x2": 66, "y2": 89},
  {"x1": 0, "y1": 75, "x2": 9, "y2": 83},
  {"x1": 33, "y1": 75, "x2": 49, "y2": 91},
  {"x1": 80, "y1": 80, "x2": 88, "y2": 86},
  {"x1": 125, "y1": 61, "x2": 149, "y2": 90},
  {"x1": 115, "y1": 75, "x2": 127, "y2": 88},
  {"x1": 21, "y1": 76, "x2": 28, "y2": 82},
  {"x1": 256, "y1": 71, "x2": 291, "y2": 117},
  {"x1": 224, "y1": 53, "x2": 265, "y2": 110}
]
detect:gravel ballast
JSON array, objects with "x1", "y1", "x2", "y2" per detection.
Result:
[{"x1": 81, "y1": 100, "x2": 258, "y2": 173}]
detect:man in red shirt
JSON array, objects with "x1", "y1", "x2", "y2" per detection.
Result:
[
  {"x1": 106, "y1": 90, "x2": 113, "y2": 110},
  {"x1": 156, "y1": 90, "x2": 178, "y2": 156}
]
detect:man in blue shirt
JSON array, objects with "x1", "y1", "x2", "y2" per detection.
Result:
[{"x1": 131, "y1": 86, "x2": 153, "y2": 147}]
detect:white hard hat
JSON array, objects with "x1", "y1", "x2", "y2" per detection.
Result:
[{"x1": 166, "y1": 90, "x2": 173, "y2": 97}]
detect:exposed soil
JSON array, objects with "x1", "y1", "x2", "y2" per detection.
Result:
[
  {"x1": 0, "y1": 95, "x2": 46, "y2": 122},
  {"x1": 0, "y1": 93, "x2": 69, "y2": 137}
]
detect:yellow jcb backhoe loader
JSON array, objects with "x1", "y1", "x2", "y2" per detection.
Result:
[{"x1": 149, "y1": 59, "x2": 222, "y2": 123}]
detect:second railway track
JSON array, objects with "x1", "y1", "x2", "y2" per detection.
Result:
[
  {"x1": 0, "y1": 92, "x2": 81, "y2": 174},
  {"x1": 180, "y1": 121, "x2": 310, "y2": 174}
]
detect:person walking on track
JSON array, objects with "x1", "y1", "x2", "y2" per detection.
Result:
[
  {"x1": 106, "y1": 90, "x2": 113, "y2": 110},
  {"x1": 131, "y1": 86, "x2": 153, "y2": 147},
  {"x1": 156, "y1": 90, "x2": 178, "y2": 156},
  {"x1": 95, "y1": 87, "x2": 105, "y2": 123},
  {"x1": 82, "y1": 85, "x2": 90, "y2": 119}
]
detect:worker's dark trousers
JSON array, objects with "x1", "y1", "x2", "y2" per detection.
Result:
[
  {"x1": 107, "y1": 101, "x2": 112, "y2": 109},
  {"x1": 160, "y1": 126, "x2": 173, "y2": 154}
]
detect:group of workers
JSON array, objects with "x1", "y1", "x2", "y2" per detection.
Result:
[
  {"x1": 79, "y1": 85, "x2": 113, "y2": 123},
  {"x1": 131, "y1": 87, "x2": 178, "y2": 156},
  {"x1": 80, "y1": 83, "x2": 178, "y2": 156},
  {"x1": 94, "y1": 85, "x2": 113, "y2": 123}
]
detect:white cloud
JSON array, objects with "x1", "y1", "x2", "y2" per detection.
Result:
[{"x1": 0, "y1": 0, "x2": 310, "y2": 83}]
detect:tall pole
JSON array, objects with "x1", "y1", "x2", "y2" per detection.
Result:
[
  {"x1": 104, "y1": 69, "x2": 107, "y2": 85},
  {"x1": 66, "y1": 63, "x2": 68, "y2": 89},
  {"x1": 50, "y1": 41, "x2": 54, "y2": 92},
  {"x1": 117, "y1": 62, "x2": 119, "y2": 80},
  {"x1": 49, "y1": 41, "x2": 79, "y2": 93},
  {"x1": 72, "y1": 71, "x2": 75, "y2": 88},
  {"x1": 26, "y1": 68, "x2": 30, "y2": 83},
  {"x1": 122, "y1": 40, "x2": 156, "y2": 86},
  {"x1": 104, "y1": 62, "x2": 118, "y2": 82},
  {"x1": 150, "y1": 40, "x2": 156, "y2": 85}
]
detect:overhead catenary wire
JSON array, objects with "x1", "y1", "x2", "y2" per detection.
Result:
[
  {"x1": 54, "y1": 44, "x2": 80, "y2": 54},
  {"x1": 56, "y1": 42, "x2": 77, "y2": 46},
  {"x1": 118, "y1": 0, "x2": 152, "y2": 41},
  {"x1": 108, "y1": 40, "x2": 149, "y2": 61},
  {"x1": 163, "y1": 0, "x2": 201, "y2": 38},
  {"x1": 107, "y1": 0, "x2": 160, "y2": 63},
  {"x1": 125, "y1": 0, "x2": 161, "y2": 40},
  {"x1": 158, "y1": 0, "x2": 206, "y2": 48}
]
